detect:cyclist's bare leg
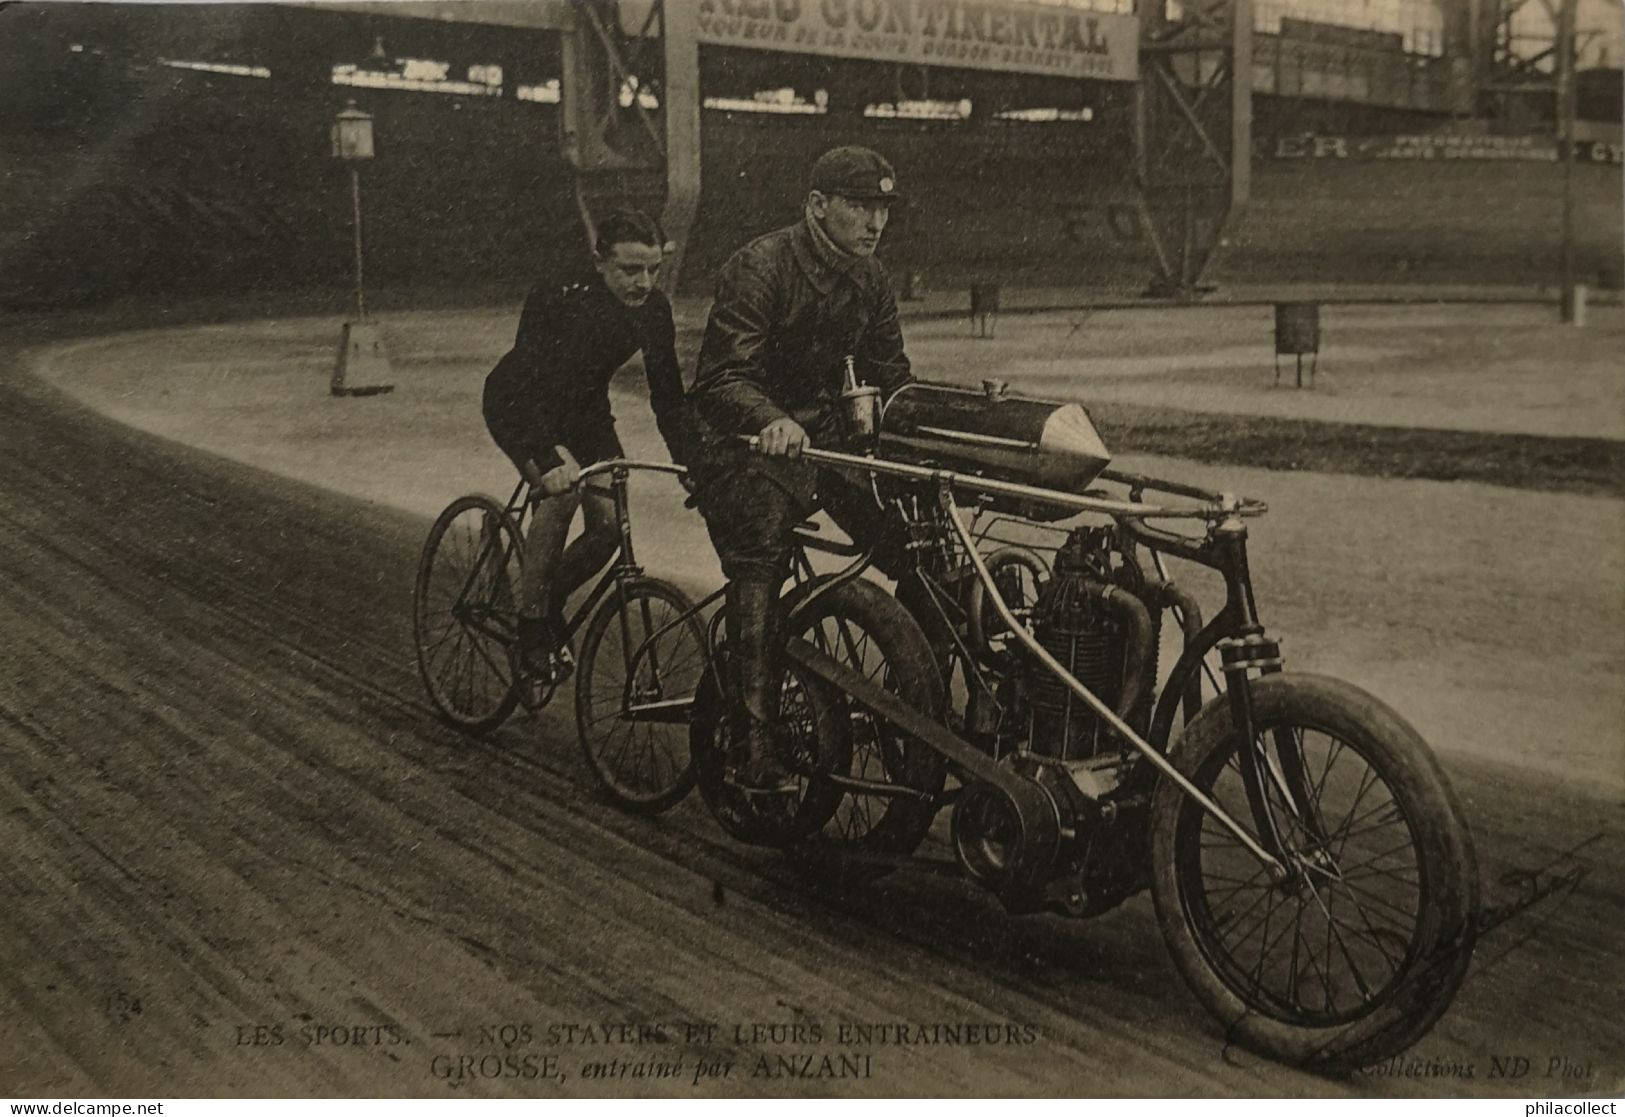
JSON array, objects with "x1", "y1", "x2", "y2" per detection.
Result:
[
  {"x1": 519, "y1": 488, "x2": 580, "y2": 622},
  {"x1": 548, "y1": 478, "x2": 618, "y2": 616}
]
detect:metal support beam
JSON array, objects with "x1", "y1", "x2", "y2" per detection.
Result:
[
  {"x1": 1440, "y1": 0, "x2": 1488, "y2": 115},
  {"x1": 1470, "y1": 0, "x2": 1582, "y2": 317},
  {"x1": 1231, "y1": 0, "x2": 1252, "y2": 210},
  {"x1": 559, "y1": 0, "x2": 671, "y2": 260},
  {"x1": 1556, "y1": 0, "x2": 1578, "y2": 322},
  {"x1": 560, "y1": 1, "x2": 660, "y2": 173},
  {"x1": 1133, "y1": 0, "x2": 1252, "y2": 299},
  {"x1": 660, "y1": 0, "x2": 702, "y2": 293}
]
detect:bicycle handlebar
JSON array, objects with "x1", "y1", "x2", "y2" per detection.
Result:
[
  {"x1": 576, "y1": 459, "x2": 690, "y2": 484},
  {"x1": 520, "y1": 459, "x2": 690, "y2": 504}
]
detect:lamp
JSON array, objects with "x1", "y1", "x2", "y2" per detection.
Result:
[{"x1": 330, "y1": 99, "x2": 393, "y2": 396}]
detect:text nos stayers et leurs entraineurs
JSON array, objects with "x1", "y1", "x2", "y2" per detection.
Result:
[{"x1": 234, "y1": 1019, "x2": 1043, "y2": 1086}]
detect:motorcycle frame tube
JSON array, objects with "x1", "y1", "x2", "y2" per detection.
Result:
[
  {"x1": 1132, "y1": 516, "x2": 1268, "y2": 741},
  {"x1": 1079, "y1": 501, "x2": 1302, "y2": 863},
  {"x1": 935, "y1": 482, "x2": 1286, "y2": 875},
  {"x1": 778, "y1": 445, "x2": 1267, "y2": 523},
  {"x1": 577, "y1": 451, "x2": 1287, "y2": 873},
  {"x1": 775, "y1": 445, "x2": 1274, "y2": 764},
  {"x1": 784, "y1": 541, "x2": 879, "y2": 632}
]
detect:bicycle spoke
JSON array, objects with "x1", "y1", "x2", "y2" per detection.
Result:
[
  {"x1": 1334, "y1": 812, "x2": 1414, "y2": 854},
  {"x1": 1325, "y1": 764, "x2": 1381, "y2": 844},
  {"x1": 1287, "y1": 893, "x2": 1304, "y2": 1007},
  {"x1": 1310, "y1": 736, "x2": 1346, "y2": 810},
  {"x1": 1331, "y1": 888, "x2": 1406, "y2": 972},
  {"x1": 1340, "y1": 860, "x2": 1422, "y2": 887},
  {"x1": 1217, "y1": 877, "x2": 1284, "y2": 949},
  {"x1": 1296, "y1": 912, "x2": 1337, "y2": 1015},
  {"x1": 577, "y1": 583, "x2": 701, "y2": 807},
  {"x1": 433, "y1": 628, "x2": 476, "y2": 703},
  {"x1": 1302, "y1": 875, "x2": 1377, "y2": 1004},
  {"x1": 1249, "y1": 885, "x2": 1284, "y2": 992},
  {"x1": 1199, "y1": 865, "x2": 1274, "y2": 893},
  {"x1": 1337, "y1": 876, "x2": 1422, "y2": 927}
]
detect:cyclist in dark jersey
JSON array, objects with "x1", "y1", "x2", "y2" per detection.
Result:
[{"x1": 483, "y1": 210, "x2": 700, "y2": 681}]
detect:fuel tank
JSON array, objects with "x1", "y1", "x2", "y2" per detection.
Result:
[{"x1": 878, "y1": 380, "x2": 1112, "y2": 504}]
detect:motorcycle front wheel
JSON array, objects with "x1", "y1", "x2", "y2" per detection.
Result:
[{"x1": 1150, "y1": 673, "x2": 1479, "y2": 1072}]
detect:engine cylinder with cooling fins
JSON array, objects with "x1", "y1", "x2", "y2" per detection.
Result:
[
  {"x1": 1024, "y1": 530, "x2": 1157, "y2": 760},
  {"x1": 1029, "y1": 552, "x2": 1117, "y2": 760}
]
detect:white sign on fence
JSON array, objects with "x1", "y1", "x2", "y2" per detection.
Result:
[{"x1": 693, "y1": 0, "x2": 1140, "y2": 82}]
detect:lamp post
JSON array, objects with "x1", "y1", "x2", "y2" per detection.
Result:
[
  {"x1": 329, "y1": 99, "x2": 393, "y2": 395},
  {"x1": 332, "y1": 101, "x2": 373, "y2": 320}
]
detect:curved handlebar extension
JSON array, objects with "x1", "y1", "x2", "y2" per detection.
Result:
[
  {"x1": 522, "y1": 459, "x2": 690, "y2": 504},
  {"x1": 534, "y1": 441, "x2": 1268, "y2": 525}
]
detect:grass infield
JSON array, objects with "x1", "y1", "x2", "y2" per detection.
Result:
[{"x1": 1094, "y1": 402, "x2": 1625, "y2": 499}]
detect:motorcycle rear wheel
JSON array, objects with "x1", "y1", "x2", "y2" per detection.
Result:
[
  {"x1": 693, "y1": 577, "x2": 945, "y2": 870},
  {"x1": 1150, "y1": 673, "x2": 1478, "y2": 1072}
]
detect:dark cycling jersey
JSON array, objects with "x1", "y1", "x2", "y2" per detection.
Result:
[{"x1": 483, "y1": 272, "x2": 700, "y2": 474}]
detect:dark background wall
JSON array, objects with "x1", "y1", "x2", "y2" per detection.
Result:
[{"x1": 2, "y1": 2, "x2": 1620, "y2": 311}]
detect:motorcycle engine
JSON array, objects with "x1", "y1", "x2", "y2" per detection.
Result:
[
  {"x1": 954, "y1": 525, "x2": 1160, "y2": 915},
  {"x1": 1020, "y1": 526, "x2": 1159, "y2": 760}
]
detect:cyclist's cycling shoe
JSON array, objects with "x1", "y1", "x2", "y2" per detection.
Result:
[
  {"x1": 541, "y1": 643, "x2": 575, "y2": 687},
  {"x1": 516, "y1": 613, "x2": 574, "y2": 687}
]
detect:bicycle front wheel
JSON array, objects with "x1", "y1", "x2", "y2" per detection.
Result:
[
  {"x1": 1150, "y1": 673, "x2": 1479, "y2": 1071},
  {"x1": 575, "y1": 578, "x2": 707, "y2": 814},
  {"x1": 414, "y1": 495, "x2": 523, "y2": 733}
]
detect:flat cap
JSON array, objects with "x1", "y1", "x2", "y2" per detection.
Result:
[{"x1": 810, "y1": 145, "x2": 902, "y2": 202}]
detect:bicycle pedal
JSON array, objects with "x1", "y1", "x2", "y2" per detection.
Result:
[
  {"x1": 515, "y1": 677, "x2": 555, "y2": 712},
  {"x1": 548, "y1": 646, "x2": 576, "y2": 686},
  {"x1": 511, "y1": 654, "x2": 557, "y2": 708},
  {"x1": 722, "y1": 766, "x2": 800, "y2": 797}
]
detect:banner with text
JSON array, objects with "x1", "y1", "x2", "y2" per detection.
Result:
[
  {"x1": 694, "y1": 0, "x2": 1139, "y2": 82},
  {"x1": 1274, "y1": 133, "x2": 1625, "y2": 165}
]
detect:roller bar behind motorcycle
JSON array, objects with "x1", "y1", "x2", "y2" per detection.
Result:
[{"x1": 673, "y1": 377, "x2": 1474, "y2": 1072}]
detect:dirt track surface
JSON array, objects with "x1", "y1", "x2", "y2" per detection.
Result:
[{"x1": 2, "y1": 334, "x2": 1623, "y2": 1098}]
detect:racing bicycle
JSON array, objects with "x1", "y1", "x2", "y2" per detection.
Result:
[{"x1": 412, "y1": 460, "x2": 713, "y2": 813}]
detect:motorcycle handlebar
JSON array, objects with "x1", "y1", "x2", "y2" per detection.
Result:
[{"x1": 738, "y1": 435, "x2": 1263, "y2": 522}]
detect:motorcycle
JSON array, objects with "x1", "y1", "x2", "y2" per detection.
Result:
[{"x1": 679, "y1": 379, "x2": 1480, "y2": 1073}]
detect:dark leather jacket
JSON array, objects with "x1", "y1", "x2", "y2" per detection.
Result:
[{"x1": 690, "y1": 214, "x2": 911, "y2": 448}]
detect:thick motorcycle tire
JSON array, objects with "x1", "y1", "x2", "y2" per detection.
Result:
[
  {"x1": 782, "y1": 577, "x2": 947, "y2": 877},
  {"x1": 692, "y1": 577, "x2": 945, "y2": 865},
  {"x1": 1150, "y1": 673, "x2": 1479, "y2": 1072},
  {"x1": 691, "y1": 653, "x2": 849, "y2": 848}
]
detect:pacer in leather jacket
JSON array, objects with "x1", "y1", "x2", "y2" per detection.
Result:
[
  {"x1": 689, "y1": 212, "x2": 912, "y2": 457},
  {"x1": 686, "y1": 144, "x2": 913, "y2": 792}
]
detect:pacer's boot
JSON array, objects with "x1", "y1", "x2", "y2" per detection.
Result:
[{"x1": 724, "y1": 577, "x2": 797, "y2": 795}]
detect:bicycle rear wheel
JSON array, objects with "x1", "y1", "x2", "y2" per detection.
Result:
[
  {"x1": 414, "y1": 495, "x2": 523, "y2": 733},
  {"x1": 575, "y1": 578, "x2": 707, "y2": 814}
]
